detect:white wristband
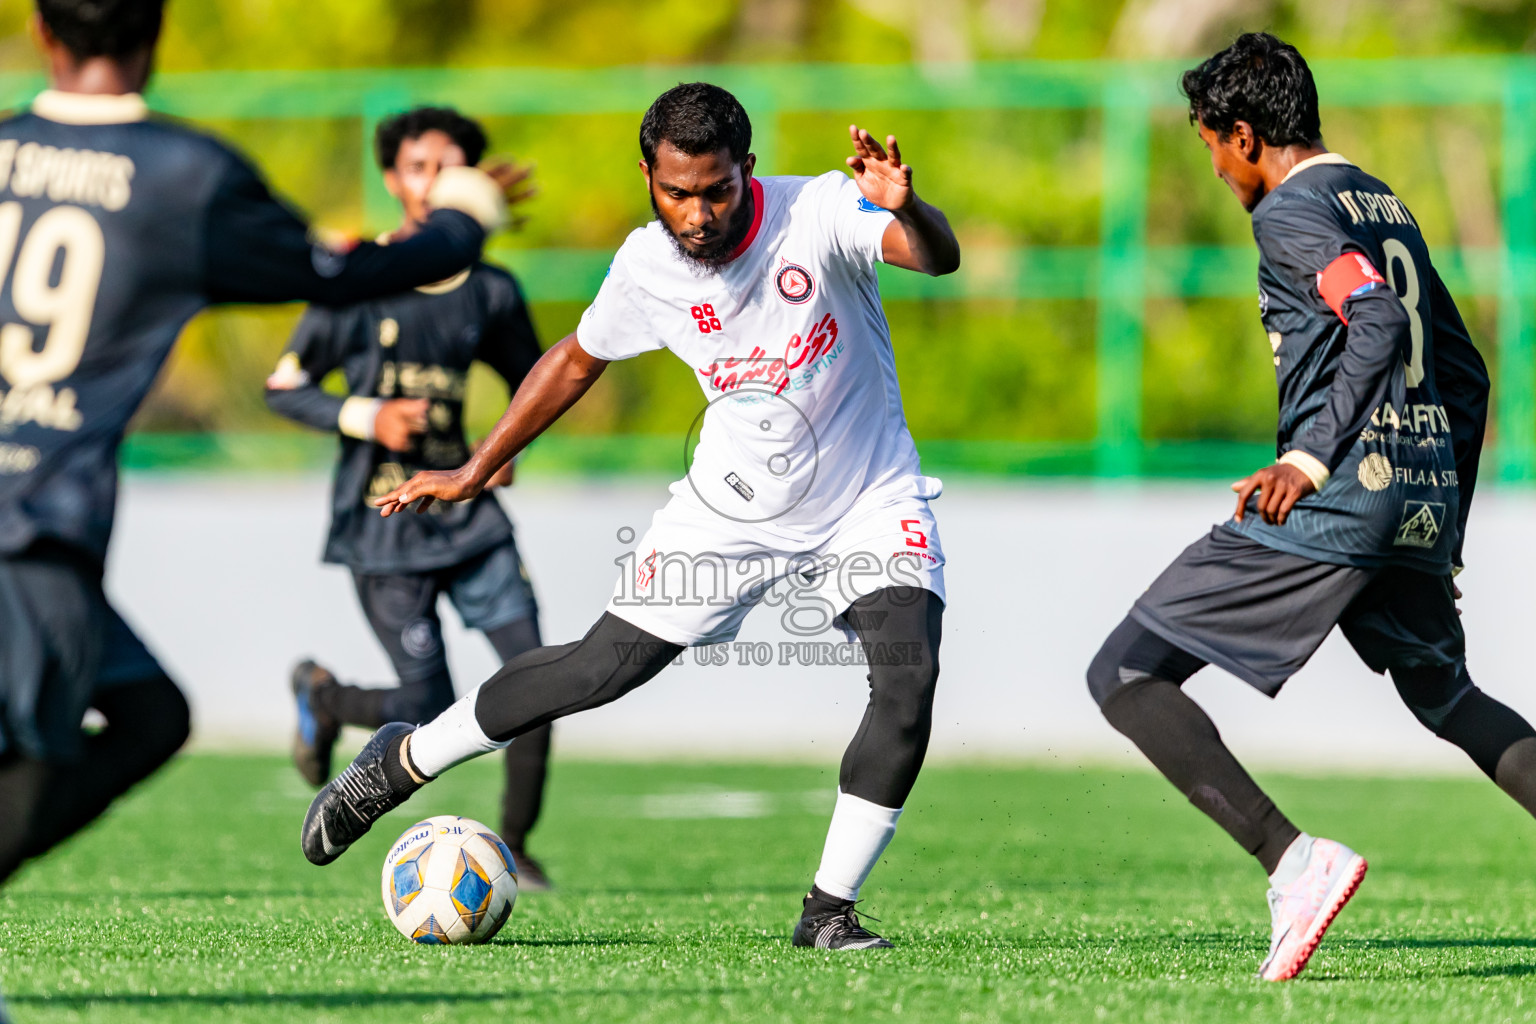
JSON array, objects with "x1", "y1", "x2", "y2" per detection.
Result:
[
  {"x1": 338, "y1": 396, "x2": 382, "y2": 441},
  {"x1": 1278, "y1": 449, "x2": 1331, "y2": 491}
]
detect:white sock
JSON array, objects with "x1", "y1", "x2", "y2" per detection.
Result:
[
  {"x1": 1269, "y1": 832, "x2": 1315, "y2": 888},
  {"x1": 408, "y1": 686, "x2": 510, "y2": 777},
  {"x1": 811, "y1": 789, "x2": 903, "y2": 902}
]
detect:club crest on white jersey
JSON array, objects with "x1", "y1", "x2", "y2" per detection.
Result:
[{"x1": 775, "y1": 260, "x2": 815, "y2": 304}]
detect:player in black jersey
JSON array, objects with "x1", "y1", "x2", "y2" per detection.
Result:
[
  {"x1": 1086, "y1": 33, "x2": 1536, "y2": 981},
  {"x1": 0, "y1": 0, "x2": 521, "y2": 896},
  {"x1": 266, "y1": 107, "x2": 555, "y2": 889}
]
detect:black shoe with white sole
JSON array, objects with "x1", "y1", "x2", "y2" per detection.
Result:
[
  {"x1": 791, "y1": 889, "x2": 893, "y2": 950},
  {"x1": 300, "y1": 722, "x2": 418, "y2": 865}
]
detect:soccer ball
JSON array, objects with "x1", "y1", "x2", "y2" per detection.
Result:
[{"x1": 381, "y1": 815, "x2": 518, "y2": 944}]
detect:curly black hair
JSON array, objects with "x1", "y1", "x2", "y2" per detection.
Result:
[
  {"x1": 37, "y1": 0, "x2": 164, "y2": 59},
  {"x1": 639, "y1": 83, "x2": 752, "y2": 167},
  {"x1": 375, "y1": 107, "x2": 488, "y2": 171},
  {"x1": 1181, "y1": 33, "x2": 1321, "y2": 147}
]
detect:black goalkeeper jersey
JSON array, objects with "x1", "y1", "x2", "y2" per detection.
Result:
[
  {"x1": 264, "y1": 262, "x2": 542, "y2": 574},
  {"x1": 0, "y1": 90, "x2": 492, "y2": 564},
  {"x1": 1229, "y1": 155, "x2": 1489, "y2": 573}
]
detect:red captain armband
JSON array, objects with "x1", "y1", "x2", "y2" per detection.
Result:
[{"x1": 1316, "y1": 252, "x2": 1386, "y2": 324}]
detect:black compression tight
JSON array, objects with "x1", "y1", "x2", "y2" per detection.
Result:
[
  {"x1": 318, "y1": 616, "x2": 553, "y2": 848},
  {"x1": 472, "y1": 613, "x2": 683, "y2": 742},
  {"x1": 484, "y1": 617, "x2": 552, "y2": 849},
  {"x1": 316, "y1": 670, "x2": 449, "y2": 728},
  {"x1": 318, "y1": 618, "x2": 545, "y2": 728},
  {"x1": 469, "y1": 588, "x2": 944, "y2": 811},
  {"x1": 0, "y1": 675, "x2": 190, "y2": 884},
  {"x1": 1088, "y1": 617, "x2": 1300, "y2": 874},
  {"x1": 1090, "y1": 617, "x2": 1536, "y2": 872},
  {"x1": 1391, "y1": 664, "x2": 1536, "y2": 818},
  {"x1": 837, "y1": 587, "x2": 944, "y2": 808}
]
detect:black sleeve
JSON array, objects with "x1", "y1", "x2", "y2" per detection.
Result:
[
  {"x1": 1256, "y1": 200, "x2": 1409, "y2": 473},
  {"x1": 202, "y1": 153, "x2": 486, "y2": 306},
  {"x1": 475, "y1": 273, "x2": 544, "y2": 390},
  {"x1": 263, "y1": 306, "x2": 351, "y2": 432},
  {"x1": 1427, "y1": 264, "x2": 1490, "y2": 567},
  {"x1": 1296, "y1": 286, "x2": 1410, "y2": 472}
]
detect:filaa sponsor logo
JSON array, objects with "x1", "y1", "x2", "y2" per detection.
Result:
[{"x1": 1358, "y1": 453, "x2": 1393, "y2": 492}]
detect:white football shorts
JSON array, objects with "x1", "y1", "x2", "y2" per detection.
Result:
[{"x1": 606, "y1": 488, "x2": 946, "y2": 647}]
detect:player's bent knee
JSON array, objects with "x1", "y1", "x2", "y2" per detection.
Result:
[
  {"x1": 1088, "y1": 616, "x2": 1204, "y2": 710},
  {"x1": 150, "y1": 677, "x2": 191, "y2": 756},
  {"x1": 167, "y1": 685, "x2": 191, "y2": 751},
  {"x1": 1088, "y1": 619, "x2": 1139, "y2": 709},
  {"x1": 870, "y1": 662, "x2": 937, "y2": 737},
  {"x1": 1086, "y1": 647, "x2": 1125, "y2": 710},
  {"x1": 1390, "y1": 663, "x2": 1473, "y2": 733},
  {"x1": 108, "y1": 675, "x2": 191, "y2": 769}
]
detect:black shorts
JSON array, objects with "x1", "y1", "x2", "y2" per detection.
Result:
[
  {"x1": 352, "y1": 540, "x2": 538, "y2": 684},
  {"x1": 1130, "y1": 526, "x2": 1464, "y2": 696},
  {"x1": 0, "y1": 546, "x2": 166, "y2": 762}
]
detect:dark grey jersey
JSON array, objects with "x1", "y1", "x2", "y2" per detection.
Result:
[
  {"x1": 1229, "y1": 156, "x2": 1488, "y2": 573},
  {"x1": 0, "y1": 91, "x2": 489, "y2": 563},
  {"x1": 265, "y1": 262, "x2": 542, "y2": 574}
]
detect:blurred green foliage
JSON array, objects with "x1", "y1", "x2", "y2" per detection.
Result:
[{"x1": 0, "y1": 0, "x2": 1532, "y2": 457}]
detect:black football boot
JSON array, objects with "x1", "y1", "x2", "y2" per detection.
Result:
[
  {"x1": 290, "y1": 659, "x2": 340, "y2": 787},
  {"x1": 791, "y1": 888, "x2": 893, "y2": 950},
  {"x1": 301, "y1": 722, "x2": 420, "y2": 865}
]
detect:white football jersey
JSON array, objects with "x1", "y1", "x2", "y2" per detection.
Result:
[{"x1": 578, "y1": 171, "x2": 941, "y2": 538}]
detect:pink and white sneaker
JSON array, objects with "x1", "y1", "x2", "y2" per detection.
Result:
[{"x1": 1258, "y1": 837, "x2": 1367, "y2": 981}]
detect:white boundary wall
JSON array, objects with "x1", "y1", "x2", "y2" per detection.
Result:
[{"x1": 106, "y1": 474, "x2": 1536, "y2": 773}]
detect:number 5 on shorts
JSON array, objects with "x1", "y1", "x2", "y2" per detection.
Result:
[{"x1": 900, "y1": 519, "x2": 928, "y2": 549}]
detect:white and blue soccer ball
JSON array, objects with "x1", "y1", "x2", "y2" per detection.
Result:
[{"x1": 381, "y1": 815, "x2": 518, "y2": 944}]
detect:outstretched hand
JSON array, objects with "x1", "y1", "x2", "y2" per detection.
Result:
[
  {"x1": 847, "y1": 126, "x2": 914, "y2": 211},
  {"x1": 1231, "y1": 463, "x2": 1316, "y2": 526},
  {"x1": 482, "y1": 158, "x2": 538, "y2": 230},
  {"x1": 374, "y1": 468, "x2": 483, "y2": 518}
]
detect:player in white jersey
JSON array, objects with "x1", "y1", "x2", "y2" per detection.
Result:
[{"x1": 301, "y1": 83, "x2": 960, "y2": 950}]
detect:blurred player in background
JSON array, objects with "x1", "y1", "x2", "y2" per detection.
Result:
[
  {"x1": 265, "y1": 106, "x2": 556, "y2": 889},
  {"x1": 302, "y1": 82, "x2": 961, "y2": 950},
  {"x1": 0, "y1": 0, "x2": 517, "y2": 919},
  {"x1": 1087, "y1": 33, "x2": 1536, "y2": 981}
]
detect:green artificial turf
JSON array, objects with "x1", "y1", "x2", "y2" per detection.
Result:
[{"x1": 2, "y1": 754, "x2": 1533, "y2": 1023}]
